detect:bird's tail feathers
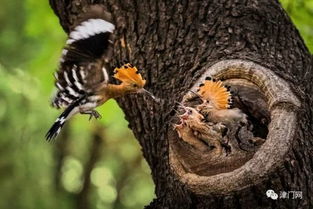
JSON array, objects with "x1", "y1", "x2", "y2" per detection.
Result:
[{"x1": 46, "y1": 98, "x2": 83, "y2": 141}]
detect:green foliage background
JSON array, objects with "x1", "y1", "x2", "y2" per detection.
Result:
[{"x1": 0, "y1": 0, "x2": 311, "y2": 209}]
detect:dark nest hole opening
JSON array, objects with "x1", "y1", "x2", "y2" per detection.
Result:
[
  {"x1": 231, "y1": 84, "x2": 270, "y2": 139},
  {"x1": 170, "y1": 80, "x2": 271, "y2": 176}
]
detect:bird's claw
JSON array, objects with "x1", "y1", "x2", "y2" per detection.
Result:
[
  {"x1": 89, "y1": 110, "x2": 102, "y2": 120},
  {"x1": 81, "y1": 110, "x2": 102, "y2": 120}
]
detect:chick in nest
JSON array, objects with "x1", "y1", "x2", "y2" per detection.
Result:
[
  {"x1": 173, "y1": 119, "x2": 208, "y2": 152},
  {"x1": 174, "y1": 106, "x2": 225, "y2": 155}
]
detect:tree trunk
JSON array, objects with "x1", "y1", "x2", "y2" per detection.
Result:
[{"x1": 49, "y1": 0, "x2": 313, "y2": 208}]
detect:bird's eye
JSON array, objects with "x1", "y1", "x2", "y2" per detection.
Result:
[
  {"x1": 132, "y1": 83, "x2": 138, "y2": 88},
  {"x1": 188, "y1": 110, "x2": 192, "y2": 115}
]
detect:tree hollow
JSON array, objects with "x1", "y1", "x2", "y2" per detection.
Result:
[{"x1": 169, "y1": 59, "x2": 301, "y2": 195}]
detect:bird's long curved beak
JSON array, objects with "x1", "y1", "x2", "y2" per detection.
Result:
[
  {"x1": 175, "y1": 101, "x2": 187, "y2": 111},
  {"x1": 188, "y1": 90, "x2": 205, "y2": 103},
  {"x1": 188, "y1": 90, "x2": 201, "y2": 98},
  {"x1": 139, "y1": 88, "x2": 160, "y2": 102}
]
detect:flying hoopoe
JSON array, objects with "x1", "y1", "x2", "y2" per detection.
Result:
[
  {"x1": 46, "y1": 5, "x2": 149, "y2": 140},
  {"x1": 195, "y1": 77, "x2": 247, "y2": 126}
]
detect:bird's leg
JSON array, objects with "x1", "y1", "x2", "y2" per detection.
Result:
[{"x1": 80, "y1": 110, "x2": 102, "y2": 120}]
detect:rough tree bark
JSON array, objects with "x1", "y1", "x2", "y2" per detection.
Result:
[{"x1": 49, "y1": 0, "x2": 313, "y2": 208}]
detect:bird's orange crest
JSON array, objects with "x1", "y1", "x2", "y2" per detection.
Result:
[
  {"x1": 113, "y1": 63, "x2": 146, "y2": 87},
  {"x1": 197, "y1": 77, "x2": 231, "y2": 109}
]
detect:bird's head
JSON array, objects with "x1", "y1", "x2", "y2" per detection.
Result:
[
  {"x1": 179, "y1": 106, "x2": 204, "y2": 124},
  {"x1": 114, "y1": 63, "x2": 159, "y2": 101},
  {"x1": 113, "y1": 63, "x2": 146, "y2": 93},
  {"x1": 196, "y1": 100, "x2": 215, "y2": 113}
]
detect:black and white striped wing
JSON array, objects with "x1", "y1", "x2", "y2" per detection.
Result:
[
  {"x1": 52, "y1": 62, "x2": 109, "y2": 108},
  {"x1": 52, "y1": 17, "x2": 115, "y2": 109},
  {"x1": 61, "y1": 18, "x2": 115, "y2": 64}
]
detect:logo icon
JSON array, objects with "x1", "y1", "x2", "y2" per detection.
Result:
[{"x1": 266, "y1": 189, "x2": 278, "y2": 200}]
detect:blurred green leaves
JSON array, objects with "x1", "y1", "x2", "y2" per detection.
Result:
[
  {"x1": 0, "y1": 65, "x2": 59, "y2": 209},
  {"x1": 280, "y1": 0, "x2": 313, "y2": 52},
  {"x1": 62, "y1": 156, "x2": 84, "y2": 193}
]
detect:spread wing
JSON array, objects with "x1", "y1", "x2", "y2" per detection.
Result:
[{"x1": 52, "y1": 10, "x2": 115, "y2": 108}]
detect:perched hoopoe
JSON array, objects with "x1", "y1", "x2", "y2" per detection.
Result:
[
  {"x1": 195, "y1": 77, "x2": 247, "y2": 126},
  {"x1": 46, "y1": 5, "x2": 149, "y2": 140}
]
